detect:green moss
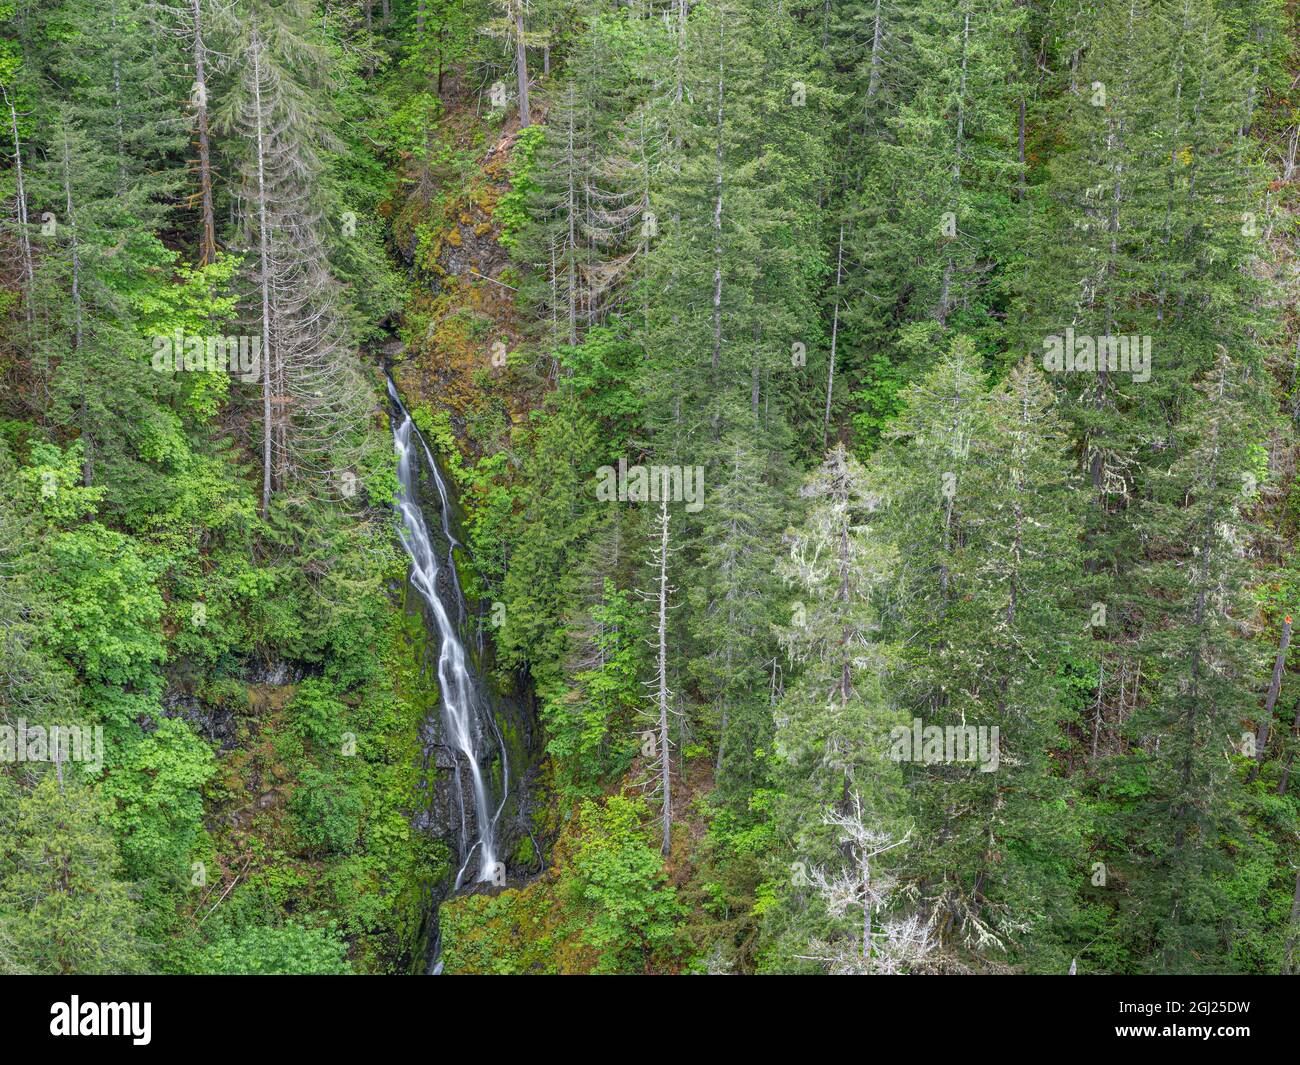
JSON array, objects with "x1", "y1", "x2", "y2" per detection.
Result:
[
  {"x1": 513, "y1": 834, "x2": 536, "y2": 868},
  {"x1": 391, "y1": 588, "x2": 440, "y2": 709}
]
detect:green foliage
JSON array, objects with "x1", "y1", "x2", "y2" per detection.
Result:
[
  {"x1": 101, "y1": 717, "x2": 216, "y2": 894},
  {"x1": 3, "y1": 0, "x2": 1298, "y2": 981},
  {"x1": 496, "y1": 123, "x2": 545, "y2": 249},
  {"x1": 542, "y1": 579, "x2": 644, "y2": 797},
  {"x1": 556, "y1": 326, "x2": 643, "y2": 455},
  {"x1": 290, "y1": 764, "x2": 363, "y2": 856},
  {"x1": 568, "y1": 795, "x2": 681, "y2": 973},
  {"x1": 438, "y1": 887, "x2": 560, "y2": 975},
  {"x1": 498, "y1": 393, "x2": 601, "y2": 694},
  {"x1": 0, "y1": 776, "x2": 149, "y2": 974},
  {"x1": 192, "y1": 923, "x2": 352, "y2": 975},
  {"x1": 37, "y1": 524, "x2": 164, "y2": 694}
]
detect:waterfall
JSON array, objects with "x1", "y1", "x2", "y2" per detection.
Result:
[{"x1": 386, "y1": 376, "x2": 507, "y2": 892}]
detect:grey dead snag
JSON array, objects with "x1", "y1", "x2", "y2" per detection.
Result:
[
  {"x1": 823, "y1": 221, "x2": 844, "y2": 451},
  {"x1": 192, "y1": 0, "x2": 216, "y2": 265},
  {"x1": 2, "y1": 87, "x2": 33, "y2": 317},
  {"x1": 866, "y1": 0, "x2": 884, "y2": 102},
  {"x1": 480, "y1": 3, "x2": 531, "y2": 124},
  {"x1": 803, "y1": 794, "x2": 930, "y2": 975},
  {"x1": 652, "y1": 498, "x2": 674, "y2": 856},
  {"x1": 249, "y1": 31, "x2": 274, "y2": 519},
  {"x1": 1250, "y1": 615, "x2": 1290, "y2": 780},
  {"x1": 514, "y1": 0, "x2": 530, "y2": 127},
  {"x1": 225, "y1": 14, "x2": 369, "y2": 518}
]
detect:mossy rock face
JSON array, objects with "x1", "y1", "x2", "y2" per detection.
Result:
[
  {"x1": 391, "y1": 585, "x2": 441, "y2": 711},
  {"x1": 186, "y1": 607, "x2": 446, "y2": 976},
  {"x1": 512, "y1": 834, "x2": 536, "y2": 868}
]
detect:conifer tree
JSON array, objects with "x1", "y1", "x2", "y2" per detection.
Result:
[
  {"x1": 772, "y1": 446, "x2": 901, "y2": 864},
  {"x1": 0, "y1": 776, "x2": 149, "y2": 974},
  {"x1": 686, "y1": 427, "x2": 785, "y2": 802},
  {"x1": 871, "y1": 342, "x2": 1085, "y2": 962},
  {"x1": 1124, "y1": 352, "x2": 1270, "y2": 972},
  {"x1": 764, "y1": 443, "x2": 904, "y2": 969},
  {"x1": 218, "y1": 0, "x2": 370, "y2": 514},
  {"x1": 840, "y1": 0, "x2": 1024, "y2": 441}
]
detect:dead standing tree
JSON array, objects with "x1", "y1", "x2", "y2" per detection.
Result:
[
  {"x1": 149, "y1": 0, "x2": 227, "y2": 265},
  {"x1": 1, "y1": 85, "x2": 35, "y2": 321},
  {"x1": 189, "y1": 0, "x2": 218, "y2": 265},
  {"x1": 1249, "y1": 614, "x2": 1291, "y2": 781},
  {"x1": 638, "y1": 497, "x2": 679, "y2": 857},
  {"x1": 482, "y1": 0, "x2": 533, "y2": 128},
  {"x1": 222, "y1": 17, "x2": 368, "y2": 517}
]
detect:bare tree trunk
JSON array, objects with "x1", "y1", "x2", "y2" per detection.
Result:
[
  {"x1": 936, "y1": 11, "x2": 970, "y2": 326},
  {"x1": 565, "y1": 87, "x2": 577, "y2": 345},
  {"x1": 61, "y1": 132, "x2": 91, "y2": 486},
  {"x1": 654, "y1": 499, "x2": 673, "y2": 857},
  {"x1": 514, "y1": 0, "x2": 531, "y2": 127},
  {"x1": 822, "y1": 222, "x2": 844, "y2": 450},
  {"x1": 192, "y1": 0, "x2": 217, "y2": 266},
  {"x1": 4, "y1": 87, "x2": 34, "y2": 320},
  {"x1": 866, "y1": 0, "x2": 883, "y2": 101},
  {"x1": 1250, "y1": 615, "x2": 1290, "y2": 781},
  {"x1": 251, "y1": 35, "x2": 274, "y2": 518},
  {"x1": 711, "y1": 16, "x2": 724, "y2": 372}
]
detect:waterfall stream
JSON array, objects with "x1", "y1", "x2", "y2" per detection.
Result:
[{"x1": 387, "y1": 376, "x2": 508, "y2": 900}]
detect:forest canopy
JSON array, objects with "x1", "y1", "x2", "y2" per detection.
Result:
[{"x1": 0, "y1": 0, "x2": 1299, "y2": 982}]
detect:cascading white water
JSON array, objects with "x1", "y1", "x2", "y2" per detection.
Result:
[{"x1": 387, "y1": 376, "x2": 504, "y2": 890}]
